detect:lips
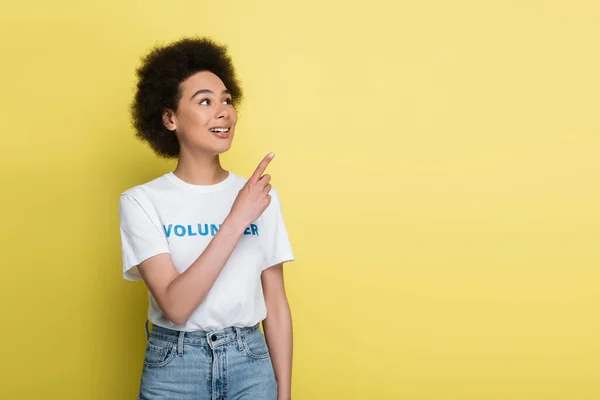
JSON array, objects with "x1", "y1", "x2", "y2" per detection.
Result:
[{"x1": 210, "y1": 128, "x2": 231, "y2": 138}]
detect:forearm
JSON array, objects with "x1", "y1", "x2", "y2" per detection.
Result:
[
  {"x1": 263, "y1": 303, "x2": 293, "y2": 400},
  {"x1": 165, "y1": 215, "x2": 246, "y2": 324}
]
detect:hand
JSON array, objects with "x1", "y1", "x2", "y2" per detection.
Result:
[{"x1": 229, "y1": 152, "x2": 274, "y2": 227}]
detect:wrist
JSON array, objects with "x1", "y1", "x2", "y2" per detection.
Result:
[{"x1": 223, "y1": 213, "x2": 248, "y2": 234}]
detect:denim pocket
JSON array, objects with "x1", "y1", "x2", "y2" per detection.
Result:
[
  {"x1": 143, "y1": 336, "x2": 176, "y2": 368},
  {"x1": 242, "y1": 329, "x2": 270, "y2": 360}
]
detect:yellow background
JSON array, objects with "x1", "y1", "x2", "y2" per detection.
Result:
[{"x1": 1, "y1": 1, "x2": 598, "y2": 399}]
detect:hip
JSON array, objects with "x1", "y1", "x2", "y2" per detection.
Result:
[{"x1": 138, "y1": 320, "x2": 277, "y2": 399}]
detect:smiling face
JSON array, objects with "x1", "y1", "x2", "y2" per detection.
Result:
[{"x1": 162, "y1": 70, "x2": 237, "y2": 156}]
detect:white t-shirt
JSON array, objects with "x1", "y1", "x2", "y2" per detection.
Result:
[{"x1": 118, "y1": 170, "x2": 295, "y2": 332}]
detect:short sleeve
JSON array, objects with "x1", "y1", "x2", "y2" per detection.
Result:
[
  {"x1": 119, "y1": 194, "x2": 170, "y2": 281},
  {"x1": 262, "y1": 188, "x2": 295, "y2": 270}
]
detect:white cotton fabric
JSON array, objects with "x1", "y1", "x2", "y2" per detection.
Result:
[{"x1": 119, "y1": 171, "x2": 294, "y2": 331}]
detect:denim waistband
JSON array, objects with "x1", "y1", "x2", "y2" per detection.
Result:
[{"x1": 144, "y1": 320, "x2": 261, "y2": 356}]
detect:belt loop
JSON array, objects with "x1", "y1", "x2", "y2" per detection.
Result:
[
  {"x1": 234, "y1": 326, "x2": 244, "y2": 351},
  {"x1": 144, "y1": 319, "x2": 150, "y2": 340},
  {"x1": 177, "y1": 330, "x2": 185, "y2": 356}
]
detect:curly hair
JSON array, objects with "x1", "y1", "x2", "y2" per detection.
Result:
[{"x1": 130, "y1": 36, "x2": 244, "y2": 159}]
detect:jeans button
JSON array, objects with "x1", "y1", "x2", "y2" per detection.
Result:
[{"x1": 211, "y1": 334, "x2": 217, "y2": 341}]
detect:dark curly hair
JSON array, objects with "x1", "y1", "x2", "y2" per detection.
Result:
[{"x1": 130, "y1": 36, "x2": 244, "y2": 159}]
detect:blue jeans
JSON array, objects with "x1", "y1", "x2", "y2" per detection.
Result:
[{"x1": 138, "y1": 320, "x2": 278, "y2": 400}]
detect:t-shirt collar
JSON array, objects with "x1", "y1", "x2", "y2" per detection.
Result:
[{"x1": 164, "y1": 171, "x2": 236, "y2": 193}]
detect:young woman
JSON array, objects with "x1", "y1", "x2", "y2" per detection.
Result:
[{"x1": 119, "y1": 37, "x2": 295, "y2": 400}]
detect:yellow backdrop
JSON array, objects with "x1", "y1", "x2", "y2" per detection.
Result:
[{"x1": 1, "y1": 1, "x2": 598, "y2": 399}]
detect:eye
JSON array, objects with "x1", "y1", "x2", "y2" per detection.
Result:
[
  {"x1": 224, "y1": 97, "x2": 233, "y2": 105},
  {"x1": 199, "y1": 98, "x2": 210, "y2": 105}
]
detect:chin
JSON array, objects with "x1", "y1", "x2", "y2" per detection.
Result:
[
  {"x1": 214, "y1": 142, "x2": 233, "y2": 155},
  {"x1": 188, "y1": 138, "x2": 233, "y2": 155}
]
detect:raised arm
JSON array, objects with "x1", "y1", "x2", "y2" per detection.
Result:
[{"x1": 138, "y1": 152, "x2": 275, "y2": 325}]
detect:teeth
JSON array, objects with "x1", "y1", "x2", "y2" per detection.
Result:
[{"x1": 211, "y1": 128, "x2": 229, "y2": 132}]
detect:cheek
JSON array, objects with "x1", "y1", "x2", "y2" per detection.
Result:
[{"x1": 186, "y1": 108, "x2": 211, "y2": 127}]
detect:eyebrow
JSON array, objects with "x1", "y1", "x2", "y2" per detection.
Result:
[{"x1": 190, "y1": 89, "x2": 231, "y2": 101}]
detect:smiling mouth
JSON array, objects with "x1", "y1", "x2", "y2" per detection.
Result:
[{"x1": 209, "y1": 127, "x2": 231, "y2": 138}]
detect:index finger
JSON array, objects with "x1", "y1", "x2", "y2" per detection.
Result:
[{"x1": 249, "y1": 152, "x2": 274, "y2": 185}]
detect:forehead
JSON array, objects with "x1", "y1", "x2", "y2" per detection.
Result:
[{"x1": 180, "y1": 71, "x2": 227, "y2": 94}]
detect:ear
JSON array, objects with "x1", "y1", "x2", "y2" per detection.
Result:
[{"x1": 162, "y1": 108, "x2": 177, "y2": 131}]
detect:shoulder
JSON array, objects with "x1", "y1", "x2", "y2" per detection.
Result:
[{"x1": 120, "y1": 173, "x2": 171, "y2": 201}]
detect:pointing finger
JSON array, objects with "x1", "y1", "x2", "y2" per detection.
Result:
[{"x1": 249, "y1": 152, "x2": 274, "y2": 185}]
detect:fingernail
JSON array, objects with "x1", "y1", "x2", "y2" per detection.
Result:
[{"x1": 268, "y1": 152, "x2": 274, "y2": 158}]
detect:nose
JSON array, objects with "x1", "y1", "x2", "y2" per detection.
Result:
[{"x1": 216, "y1": 104, "x2": 229, "y2": 119}]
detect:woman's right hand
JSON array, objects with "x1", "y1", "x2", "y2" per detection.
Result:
[{"x1": 229, "y1": 152, "x2": 274, "y2": 228}]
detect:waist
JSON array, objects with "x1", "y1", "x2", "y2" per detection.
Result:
[{"x1": 149, "y1": 321, "x2": 261, "y2": 346}]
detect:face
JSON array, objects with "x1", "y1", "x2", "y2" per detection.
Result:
[{"x1": 162, "y1": 71, "x2": 237, "y2": 155}]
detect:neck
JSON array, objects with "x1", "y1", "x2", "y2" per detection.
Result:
[{"x1": 173, "y1": 149, "x2": 228, "y2": 185}]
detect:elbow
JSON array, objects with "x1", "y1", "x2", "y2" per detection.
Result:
[
  {"x1": 161, "y1": 284, "x2": 208, "y2": 326},
  {"x1": 160, "y1": 282, "x2": 190, "y2": 326},
  {"x1": 169, "y1": 316, "x2": 188, "y2": 326},
  {"x1": 164, "y1": 296, "x2": 202, "y2": 326},
  {"x1": 165, "y1": 308, "x2": 190, "y2": 326}
]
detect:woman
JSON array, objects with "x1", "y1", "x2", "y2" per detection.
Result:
[{"x1": 119, "y1": 36, "x2": 295, "y2": 400}]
